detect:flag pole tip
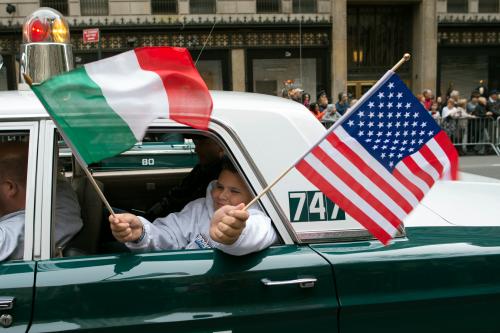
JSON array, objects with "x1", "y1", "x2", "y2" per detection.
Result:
[
  {"x1": 22, "y1": 73, "x2": 33, "y2": 87},
  {"x1": 403, "y1": 53, "x2": 411, "y2": 61}
]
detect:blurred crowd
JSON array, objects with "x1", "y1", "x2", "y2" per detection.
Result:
[{"x1": 282, "y1": 81, "x2": 500, "y2": 155}]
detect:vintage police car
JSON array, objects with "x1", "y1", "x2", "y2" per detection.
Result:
[{"x1": 2, "y1": 7, "x2": 500, "y2": 333}]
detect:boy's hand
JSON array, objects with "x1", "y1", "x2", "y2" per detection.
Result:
[
  {"x1": 210, "y1": 203, "x2": 249, "y2": 245},
  {"x1": 109, "y1": 213, "x2": 143, "y2": 243}
]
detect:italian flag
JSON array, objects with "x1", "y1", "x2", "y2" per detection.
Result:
[{"x1": 32, "y1": 47, "x2": 213, "y2": 165}]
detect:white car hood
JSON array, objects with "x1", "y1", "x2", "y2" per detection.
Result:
[{"x1": 404, "y1": 172, "x2": 500, "y2": 227}]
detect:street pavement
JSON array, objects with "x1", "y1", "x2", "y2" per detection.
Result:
[{"x1": 459, "y1": 155, "x2": 500, "y2": 180}]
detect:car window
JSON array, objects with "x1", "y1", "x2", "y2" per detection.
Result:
[
  {"x1": 0, "y1": 132, "x2": 30, "y2": 262},
  {"x1": 52, "y1": 128, "x2": 279, "y2": 259}
]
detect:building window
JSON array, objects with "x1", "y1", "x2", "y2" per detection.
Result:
[
  {"x1": 40, "y1": 0, "x2": 68, "y2": 15},
  {"x1": 189, "y1": 0, "x2": 215, "y2": 14},
  {"x1": 347, "y1": 6, "x2": 412, "y2": 79},
  {"x1": 478, "y1": 0, "x2": 499, "y2": 12},
  {"x1": 292, "y1": 0, "x2": 316, "y2": 13},
  {"x1": 152, "y1": 0, "x2": 178, "y2": 14},
  {"x1": 447, "y1": 0, "x2": 468, "y2": 13},
  {"x1": 80, "y1": 0, "x2": 109, "y2": 16},
  {"x1": 256, "y1": 0, "x2": 281, "y2": 13}
]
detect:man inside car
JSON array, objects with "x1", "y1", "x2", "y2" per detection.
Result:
[
  {"x1": 0, "y1": 142, "x2": 83, "y2": 261},
  {"x1": 145, "y1": 135, "x2": 224, "y2": 220}
]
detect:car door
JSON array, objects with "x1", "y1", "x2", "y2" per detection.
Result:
[
  {"x1": 0, "y1": 261, "x2": 35, "y2": 332},
  {"x1": 0, "y1": 122, "x2": 40, "y2": 332},
  {"x1": 311, "y1": 226, "x2": 500, "y2": 333},
  {"x1": 30, "y1": 245, "x2": 338, "y2": 332}
]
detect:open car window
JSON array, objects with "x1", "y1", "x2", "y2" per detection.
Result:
[{"x1": 52, "y1": 128, "x2": 279, "y2": 259}]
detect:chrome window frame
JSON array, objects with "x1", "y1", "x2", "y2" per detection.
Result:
[{"x1": 0, "y1": 121, "x2": 39, "y2": 261}]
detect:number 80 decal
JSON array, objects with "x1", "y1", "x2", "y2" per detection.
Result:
[{"x1": 288, "y1": 191, "x2": 345, "y2": 222}]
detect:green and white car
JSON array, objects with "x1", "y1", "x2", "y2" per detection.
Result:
[{"x1": 1, "y1": 7, "x2": 500, "y2": 333}]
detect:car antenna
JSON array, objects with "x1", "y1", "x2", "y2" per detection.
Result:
[{"x1": 195, "y1": 17, "x2": 217, "y2": 65}]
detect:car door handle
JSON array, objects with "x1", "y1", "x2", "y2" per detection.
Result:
[
  {"x1": 0, "y1": 297, "x2": 15, "y2": 310},
  {"x1": 261, "y1": 277, "x2": 317, "y2": 289}
]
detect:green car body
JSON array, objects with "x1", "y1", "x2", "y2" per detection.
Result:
[{"x1": 2, "y1": 89, "x2": 500, "y2": 332}]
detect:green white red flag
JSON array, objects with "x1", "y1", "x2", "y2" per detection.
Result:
[{"x1": 32, "y1": 47, "x2": 212, "y2": 166}]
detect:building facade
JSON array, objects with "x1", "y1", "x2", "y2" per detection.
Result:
[{"x1": 0, "y1": 0, "x2": 498, "y2": 99}]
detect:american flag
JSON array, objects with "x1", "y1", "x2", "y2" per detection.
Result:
[{"x1": 295, "y1": 71, "x2": 458, "y2": 245}]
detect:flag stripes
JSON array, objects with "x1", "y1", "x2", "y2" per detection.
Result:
[
  {"x1": 300, "y1": 128, "x2": 454, "y2": 244},
  {"x1": 297, "y1": 157, "x2": 397, "y2": 245},
  {"x1": 294, "y1": 71, "x2": 458, "y2": 244}
]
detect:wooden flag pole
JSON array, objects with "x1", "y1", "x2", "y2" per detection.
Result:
[
  {"x1": 23, "y1": 73, "x2": 116, "y2": 217},
  {"x1": 243, "y1": 53, "x2": 411, "y2": 211}
]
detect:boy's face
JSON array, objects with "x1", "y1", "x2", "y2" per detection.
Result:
[{"x1": 211, "y1": 170, "x2": 253, "y2": 210}]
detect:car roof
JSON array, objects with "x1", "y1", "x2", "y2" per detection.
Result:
[{"x1": 1, "y1": 88, "x2": 325, "y2": 180}]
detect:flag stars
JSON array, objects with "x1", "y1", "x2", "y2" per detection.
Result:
[
  {"x1": 373, "y1": 145, "x2": 379, "y2": 150},
  {"x1": 392, "y1": 140, "x2": 399, "y2": 145},
  {"x1": 368, "y1": 131, "x2": 374, "y2": 137},
  {"x1": 390, "y1": 146, "x2": 397, "y2": 151},
  {"x1": 348, "y1": 120, "x2": 355, "y2": 127},
  {"x1": 375, "y1": 139, "x2": 381, "y2": 143},
  {"x1": 397, "y1": 153, "x2": 403, "y2": 158},
  {"x1": 403, "y1": 121, "x2": 409, "y2": 127},
  {"x1": 384, "y1": 139, "x2": 390, "y2": 143},
  {"x1": 368, "y1": 112, "x2": 375, "y2": 118},
  {"x1": 405, "y1": 103, "x2": 412, "y2": 109},
  {"x1": 387, "y1": 112, "x2": 394, "y2": 118},
  {"x1": 394, "y1": 131, "x2": 400, "y2": 137},
  {"x1": 378, "y1": 92, "x2": 385, "y2": 99},
  {"x1": 387, "y1": 123, "x2": 393, "y2": 129},
  {"x1": 389, "y1": 152, "x2": 395, "y2": 158},
  {"x1": 402, "y1": 140, "x2": 408, "y2": 145},
  {"x1": 411, "y1": 130, "x2": 417, "y2": 136},
  {"x1": 358, "y1": 120, "x2": 365, "y2": 127},
  {"x1": 388, "y1": 92, "x2": 394, "y2": 99},
  {"x1": 386, "y1": 131, "x2": 393, "y2": 137},
  {"x1": 387, "y1": 103, "x2": 393, "y2": 109},
  {"x1": 420, "y1": 122, "x2": 427, "y2": 128},
  {"x1": 397, "y1": 92, "x2": 403, "y2": 99},
  {"x1": 378, "y1": 102, "x2": 385, "y2": 109},
  {"x1": 404, "y1": 112, "x2": 411, "y2": 118},
  {"x1": 419, "y1": 130, "x2": 425, "y2": 136},
  {"x1": 411, "y1": 139, "x2": 416, "y2": 144},
  {"x1": 399, "y1": 147, "x2": 406, "y2": 152},
  {"x1": 428, "y1": 130, "x2": 434, "y2": 136},
  {"x1": 395, "y1": 122, "x2": 401, "y2": 128},
  {"x1": 378, "y1": 122, "x2": 384, "y2": 128},
  {"x1": 365, "y1": 138, "x2": 372, "y2": 143},
  {"x1": 418, "y1": 139, "x2": 424, "y2": 144},
  {"x1": 381, "y1": 153, "x2": 387, "y2": 158},
  {"x1": 368, "y1": 121, "x2": 375, "y2": 128},
  {"x1": 396, "y1": 103, "x2": 403, "y2": 109},
  {"x1": 389, "y1": 161, "x2": 394, "y2": 167},
  {"x1": 413, "y1": 113, "x2": 419, "y2": 118},
  {"x1": 412, "y1": 121, "x2": 418, "y2": 127},
  {"x1": 408, "y1": 148, "x2": 415, "y2": 152},
  {"x1": 388, "y1": 82, "x2": 395, "y2": 89},
  {"x1": 358, "y1": 130, "x2": 364, "y2": 136},
  {"x1": 377, "y1": 132, "x2": 383, "y2": 137},
  {"x1": 368, "y1": 101, "x2": 375, "y2": 108},
  {"x1": 382, "y1": 145, "x2": 388, "y2": 150},
  {"x1": 403, "y1": 130, "x2": 409, "y2": 136},
  {"x1": 357, "y1": 111, "x2": 365, "y2": 118}
]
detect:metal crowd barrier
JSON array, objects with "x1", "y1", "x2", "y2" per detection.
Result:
[
  {"x1": 440, "y1": 117, "x2": 500, "y2": 156},
  {"x1": 321, "y1": 117, "x2": 500, "y2": 156}
]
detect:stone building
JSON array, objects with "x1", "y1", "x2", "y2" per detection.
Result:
[{"x1": 0, "y1": 0, "x2": 498, "y2": 99}]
